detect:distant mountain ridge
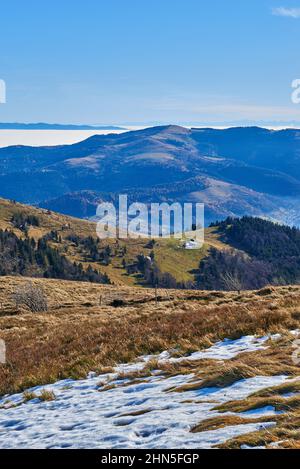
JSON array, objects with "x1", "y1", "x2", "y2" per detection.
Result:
[
  {"x1": 0, "y1": 122, "x2": 125, "y2": 130},
  {"x1": 0, "y1": 125, "x2": 300, "y2": 225}
]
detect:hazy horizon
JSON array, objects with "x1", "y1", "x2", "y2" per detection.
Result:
[{"x1": 1, "y1": 122, "x2": 300, "y2": 148}]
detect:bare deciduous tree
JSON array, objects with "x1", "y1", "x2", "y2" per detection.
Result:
[
  {"x1": 12, "y1": 282, "x2": 48, "y2": 313},
  {"x1": 220, "y1": 271, "x2": 243, "y2": 294}
]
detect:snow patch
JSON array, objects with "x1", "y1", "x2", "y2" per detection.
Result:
[{"x1": 0, "y1": 334, "x2": 287, "y2": 449}]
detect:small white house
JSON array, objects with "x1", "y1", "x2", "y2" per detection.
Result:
[{"x1": 184, "y1": 239, "x2": 201, "y2": 250}]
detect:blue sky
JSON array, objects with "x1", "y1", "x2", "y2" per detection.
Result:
[{"x1": 1, "y1": 0, "x2": 300, "y2": 125}]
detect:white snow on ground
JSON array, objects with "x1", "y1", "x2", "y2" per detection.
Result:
[
  {"x1": 238, "y1": 406, "x2": 279, "y2": 417},
  {"x1": 116, "y1": 333, "x2": 280, "y2": 374},
  {"x1": 168, "y1": 334, "x2": 281, "y2": 363},
  {"x1": 0, "y1": 334, "x2": 287, "y2": 449},
  {"x1": 241, "y1": 444, "x2": 266, "y2": 450}
]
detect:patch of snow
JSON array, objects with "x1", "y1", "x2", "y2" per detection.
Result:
[
  {"x1": 238, "y1": 406, "x2": 279, "y2": 417},
  {"x1": 268, "y1": 440, "x2": 286, "y2": 448},
  {"x1": 280, "y1": 392, "x2": 298, "y2": 398},
  {"x1": 241, "y1": 444, "x2": 266, "y2": 450},
  {"x1": 168, "y1": 334, "x2": 278, "y2": 363},
  {"x1": 0, "y1": 335, "x2": 288, "y2": 449},
  {"x1": 115, "y1": 351, "x2": 171, "y2": 376},
  {"x1": 94, "y1": 334, "x2": 279, "y2": 381},
  {"x1": 0, "y1": 374, "x2": 288, "y2": 448},
  {"x1": 242, "y1": 439, "x2": 288, "y2": 450}
]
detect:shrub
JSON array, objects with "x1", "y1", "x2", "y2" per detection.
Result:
[
  {"x1": 39, "y1": 389, "x2": 56, "y2": 401},
  {"x1": 23, "y1": 391, "x2": 38, "y2": 402},
  {"x1": 12, "y1": 282, "x2": 48, "y2": 312},
  {"x1": 110, "y1": 299, "x2": 125, "y2": 307}
]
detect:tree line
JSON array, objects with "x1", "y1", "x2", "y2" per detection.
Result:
[
  {"x1": 198, "y1": 217, "x2": 300, "y2": 290},
  {"x1": 0, "y1": 229, "x2": 110, "y2": 284}
]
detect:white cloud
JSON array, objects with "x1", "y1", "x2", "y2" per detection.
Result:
[{"x1": 272, "y1": 7, "x2": 300, "y2": 18}]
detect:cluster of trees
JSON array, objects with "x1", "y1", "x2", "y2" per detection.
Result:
[
  {"x1": 66, "y1": 235, "x2": 112, "y2": 265},
  {"x1": 11, "y1": 212, "x2": 40, "y2": 232},
  {"x1": 42, "y1": 230, "x2": 62, "y2": 243},
  {"x1": 216, "y1": 216, "x2": 300, "y2": 260},
  {"x1": 199, "y1": 217, "x2": 300, "y2": 290},
  {"x1": 0, "y1": 229, "x2": 110, "y2": 284},
  {"x1": 197, "y1": 248, "x2": 272, "y2": 291}
]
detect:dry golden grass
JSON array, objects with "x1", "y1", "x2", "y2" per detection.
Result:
[
  {"x1": 205, "y1": 370, "x2": 300, "y2": 448},
  {"x1": 215, "y1": 395, "x2": 300, "y2": 414},
  {"x1": 191, "y1": 415, "x2": 271, "y2": 433},
  {"x1": 23, "y1": 391, "x2": 38, "y2": 402},
  {"x1": 0, "y1": 197, "x2": 96, "y2": 240},
  {"x1": 178, "y1": 335, "x2": 299, "y2": 390},
  {"x1": 216, "y1": 409, "x2": 300, "y2": 449},
  {"x1": 0, "y1": 276, "x2": 300, "y2": 449},
  {"x1": 39, "y1": 389, "x2": 56, "y2": 402},
  {"x1": 22, "y1": 389, "x2": 56, "y2": 403},
  {"x1": 251, "y1": 380, "x2": 300, "y2": 398},
  {"x1": 0, "y1": 276, "x2": 300, "y2": 397},
  {"x1": 120, "y1": 408, "x2": 152, "y2": 417},
  {"x1": 159, "y1": 342, "x2": 300, "y2": 450}
]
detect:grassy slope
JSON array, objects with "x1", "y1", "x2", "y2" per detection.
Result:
[
  {"x1": 0, "y1": 275, "x2": 299, "y2": 397},
  {"x1": 1, "y1": 201, "x2": 300, "y2": 449},
  {"x1": 0, "y1": 198, "x2": 230, "y2": 286}
]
